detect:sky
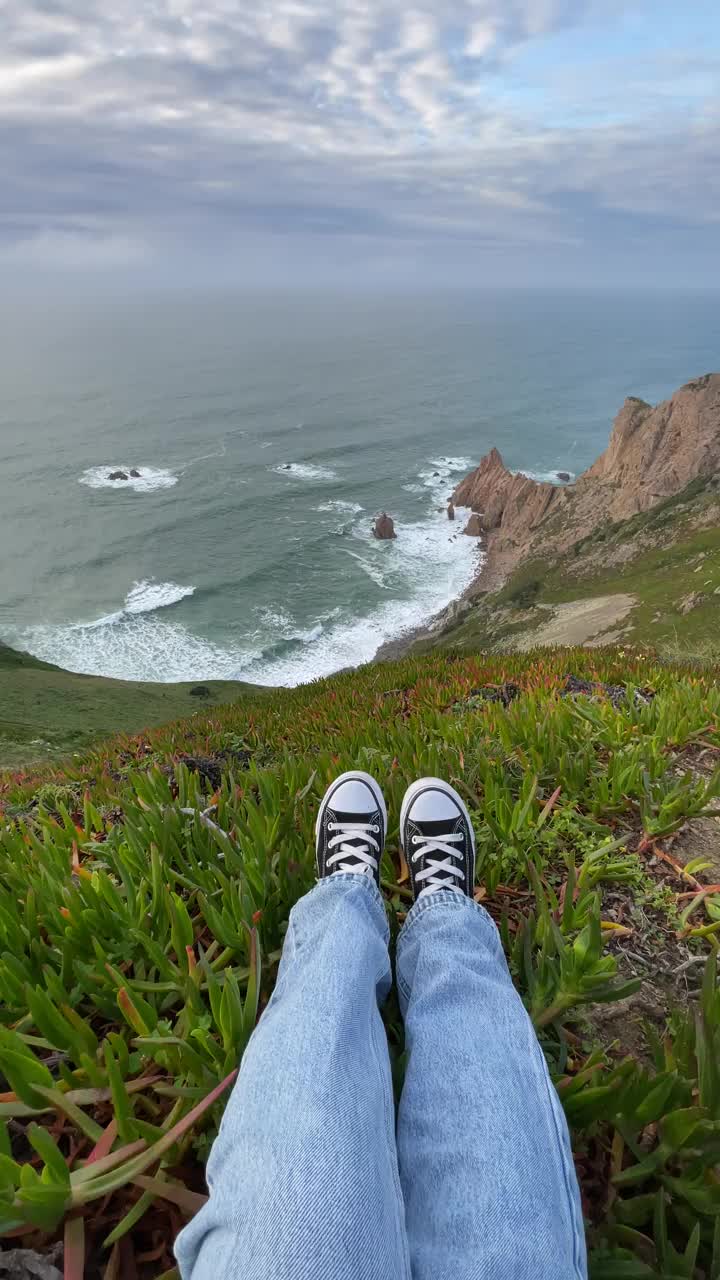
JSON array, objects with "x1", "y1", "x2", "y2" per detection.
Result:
[{"x1": 2, "y1": 0, "x2": 719, "y2": 289}]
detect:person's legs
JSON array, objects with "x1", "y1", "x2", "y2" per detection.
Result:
[
  {"x1": 176, "y1": 773, "x2": 410, "y2": 1280},
  {"x1": 396, "y1": 778, "x2": 587, "y2": 1280}
]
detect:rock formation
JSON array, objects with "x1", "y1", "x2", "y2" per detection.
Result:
[
  {"x1": 373, "y1": 513, "x2": 397, "y2": 540},
  {"x1": 556, "y1": 471, "x2": 571, "y2": 483},
  {"x1": 451, "y1": 373, "x2": 720, "y2": 587},
  {"x1": 463, "y1": 513, "x2": 482, "y2": 536},
  {"x1": 129, "y1": 469, "x2": 141, "y2": 478},
  {"x1": 108, "y1": 470, "x2": 129, "y2": 481},
  {"x1": 447, "y1": 502, "x2": 455, "y2": 521}
]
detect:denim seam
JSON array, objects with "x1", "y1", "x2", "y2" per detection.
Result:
[
  {"x1": 370, "y1": 1009, "x2": 412, "y2": 1277},
  {"x1": 533, "y1": 1036, "x2": 587, "y2": 1277}
]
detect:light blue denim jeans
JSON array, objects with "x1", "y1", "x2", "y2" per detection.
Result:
[{"x1": 176, "y1": 874, "x2": 587, "y2": 1279}]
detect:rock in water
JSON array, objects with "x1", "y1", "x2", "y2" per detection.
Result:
[
  {"x1": 108, "y1": 470, "x2": 129, "y2": 481},
  {"x1": 463, "y1": 513, "x2": 483, "y2": 536},
  {"x1": 373, "y1": 513, "x2": 397, "y2": 539},
  {"x1": 556, "y1": 471, "x2": 571, "y2": 482},
  {"x1": 447, "y1": 502, "x2": 455, "y2": 521},
  {"x1": 129, "y1": 468, "x2": 141, "y2": 478}
]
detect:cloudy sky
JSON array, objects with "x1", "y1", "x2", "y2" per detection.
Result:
[{"x1": 2, "y1": 0, "x2": 718, "y2": 288}]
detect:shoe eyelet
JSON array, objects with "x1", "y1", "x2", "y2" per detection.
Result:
[
  {"x1": 327, "y1": 822, "x2": 335, "y2": 831},
  {"x1": 372, "y1": 824, "x2": 379, "y2": 833}
]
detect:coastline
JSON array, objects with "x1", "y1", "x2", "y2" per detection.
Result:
[{"x1": 374, "y1": 518, "x2": 494, "y2": 659}]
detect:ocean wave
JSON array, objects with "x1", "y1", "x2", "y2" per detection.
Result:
[
  {"x1": 15, "y1": 616, "x2": 249, "y2": 683},
  {"x1": 240, "y1": 515, "x2": 479, "y2": 686},
  {"x1": 78, "y1": 580, "x2": 195, "y2": 629},
  {"x1": 417, "y1": 455, "x2": 473, "y2": 498},
  {"x1": 315, "y1": 500, "x2": 363, "y2": 514},
  {"x1": 344, "y1": 549, "x2": 390, "y2": 589},
  {"x1": 427, "y1": 456, "x2": 474, "y2": 472},
  {"x1": 79, "y1": 465, "x2": 179, "y2": 492},
  {"x1": 15, "y1": 478, "x2": 479, "y2": 686},
  {"x1": 272, "y1": 462, "x2": 337, "y2": 481}
]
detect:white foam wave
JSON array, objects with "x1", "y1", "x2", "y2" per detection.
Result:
[
  {"x1": 417, "y1": 455, "x2": 473, "y2": 499},
  {"x1": 79, "y1": 465, "x2": 179, "y2": 492},
  {"x1": 80, "y1": 580, "x2": 195, "y2": 629},
  {"x1": 231, "y1": 501, "x2": 480, "y2": 686},
  {"x1": 18, "y1": 468, "x2": 479, "y2": 685},
  {"x1": 15, "y1": 616, "x2": 250, "y2": 683},
  {"x1": 344, "y1": 549, "x2": 390, "y2": 589},
  {"x1": 427, "y1": 456, "x2": 474, "y2": 471},
  {"x1": 178, "y1": 441, "x2": 227, "y2": 472},
  {"x1": 315, "y1": 500, "x2": 363, "y2": 514},
  {"x1": 272, "y1": 462, "x2": 337, "y2": 481}
]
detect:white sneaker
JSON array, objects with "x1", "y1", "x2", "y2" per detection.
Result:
[
  {"x1": 315, "y1": 771, "x2": 387, "y2": 885},
  {"x1": 400, "y1": 777, "x2": 476, "y2": 900}
]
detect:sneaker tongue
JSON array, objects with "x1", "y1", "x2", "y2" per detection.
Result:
[
  {"x1": 413, "y1": 817, "x2": 462, "y2": 839},
  {"x1": 331, "y1": 810, "x2": 375, "y2": 828}
]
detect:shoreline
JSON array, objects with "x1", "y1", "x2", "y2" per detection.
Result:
[{"x1": 374, "y1": 518, "x2": 497, "y2": 660}]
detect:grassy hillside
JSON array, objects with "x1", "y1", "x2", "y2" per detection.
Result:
[
  {"x1": 2, "y1": 647, "x2": 720, "y2": 1277},
  {"x1": 0, "y1": 641, "x2": 263, "y2": 770},
  {"x1": 417, "y1": 474, "x2": 720, "y2": 660}
]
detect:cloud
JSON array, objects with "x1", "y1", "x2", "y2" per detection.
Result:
[{"x1": 0, "y1": 0, "x2": 718, "y2": 284}]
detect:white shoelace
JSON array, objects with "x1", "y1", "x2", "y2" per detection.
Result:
[
  {"x1": 411, "y1": 832, "x2": 465, "y2": 898},
  {"x1": 327, "y1": 821, "x2": 380, "y2": 877}
]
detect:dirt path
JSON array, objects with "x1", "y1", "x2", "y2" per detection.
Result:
[{"x1": 515, "y1": 593, "x2": 637, "y2": 650}]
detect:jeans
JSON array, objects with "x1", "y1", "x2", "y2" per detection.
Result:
[{"x1": 176, "y1": 874, "x2": 587, "y2": 1279}]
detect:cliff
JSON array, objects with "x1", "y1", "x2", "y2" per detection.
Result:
[{"x1": 452, "y1": 373, "x2": 720, "y2": 587}]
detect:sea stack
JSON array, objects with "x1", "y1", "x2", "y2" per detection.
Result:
[
  {"x1": 373, "y1": 513, "x2": 397, "y2": 540},
  {"x1": 447, "y1": 502, "x2": 455, "y2": 520}
]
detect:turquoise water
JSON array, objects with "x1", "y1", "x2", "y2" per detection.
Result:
[{"x1": 1, "y1": 289, "x2": 718, "y2": 683}]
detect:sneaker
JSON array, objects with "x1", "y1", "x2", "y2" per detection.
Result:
[
  {"x1": 315, "y1": 770, "x2": 387, "y2": 886},
  {"x1": 400, "y1": 777, "x2": 476, "y2": 900}
]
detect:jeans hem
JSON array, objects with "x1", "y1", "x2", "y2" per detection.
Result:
[
  {"x1": 310, "y1": 872, "x2": 390, "y2": 941},
  {"x1": 397, "y1": 890, "x2": 499, "y2": 954}
]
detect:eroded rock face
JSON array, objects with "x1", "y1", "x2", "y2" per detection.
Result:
[
  {"x1": 451, "y1": 373, "x2": 720, "y2": 584},
  {"x1": 373, "y1": 512, "x2": 397, "y2": 539},
  {"x1": 463, "y1": 513, "x2": 483, "y2": 536}
]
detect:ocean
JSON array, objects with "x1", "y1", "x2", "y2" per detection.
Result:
[{"x1": 1, "y1": 289, "x2": 718, "y2": 685}]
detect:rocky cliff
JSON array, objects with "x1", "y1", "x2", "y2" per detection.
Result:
[{"x1": 451, "y1": 373, "x2": 720, "y2": 588}]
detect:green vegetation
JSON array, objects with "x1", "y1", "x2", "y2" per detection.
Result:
[
  {"x1": 2, "y1": 647, "x2": 720, "y2": 1276},
  {"x1": 0, "y1": 641, "x2": 263, "y2": 770}
]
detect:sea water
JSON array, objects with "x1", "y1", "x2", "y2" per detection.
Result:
[{"x1": 1, "y1": 288, "x2": 718, "y2": 684}]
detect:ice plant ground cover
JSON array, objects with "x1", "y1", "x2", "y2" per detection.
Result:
[{"x1": 2, "y1": 646, "x2": 720, "y2": 1278}]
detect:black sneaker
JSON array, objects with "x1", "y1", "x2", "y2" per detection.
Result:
[
  {"x1": 315, "y1": 771, "x2": 387, "y2": 886},
  {"x1": 400, "y1": 777, "x2": 476, "y2": 900}
]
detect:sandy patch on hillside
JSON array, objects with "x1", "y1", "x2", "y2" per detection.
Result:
[{"x1": 515, "y1": 594, "x2": 636, "y2": 650}]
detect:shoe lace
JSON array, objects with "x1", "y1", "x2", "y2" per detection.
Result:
[
  {"x1": 411, "y1": 833, "x2": 465, "y2": 898},
  {"x1": 327, "y1": 821, "x2": 380, "y2": 876}
]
